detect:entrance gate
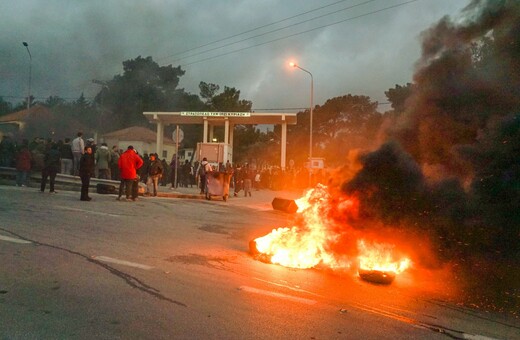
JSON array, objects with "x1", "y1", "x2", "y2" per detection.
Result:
[{"x1": 143, "y1": 111, "x2": 297, "y2": 169}]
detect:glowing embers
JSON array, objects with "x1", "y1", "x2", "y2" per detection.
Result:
[{"x1": 250, "y1": 184, "x2": 412, "y2": 284}]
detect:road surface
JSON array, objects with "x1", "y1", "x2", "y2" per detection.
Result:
[{"x1": 0, "y1": 185, "x2": 518, "y2": 339}]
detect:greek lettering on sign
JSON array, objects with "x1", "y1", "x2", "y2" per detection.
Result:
[{"x1": 180, "y1": 111, "x2": 251, "y2": 117}]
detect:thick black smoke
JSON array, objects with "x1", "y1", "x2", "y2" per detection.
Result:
[
  {"x1": 342, "y1": 0, "x2": 520, "y2": 258},
  {"x1": 341, "y1": 142, "x2": 470, "y2": 262},
  {"x1": 390, "y1": 0, "x2": 520, "y2": 178}
]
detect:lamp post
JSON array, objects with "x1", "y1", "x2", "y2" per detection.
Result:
[
  {"x1": 22, "y1": 42, "x2": 32, "y2": 110},
  {"x1": 290, "y1": 62, "x2": 313, "y2": 185}
]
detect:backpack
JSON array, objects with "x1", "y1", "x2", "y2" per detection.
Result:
[{"x1": 198, "y1": 163, "x2": 206, "y2": 177}]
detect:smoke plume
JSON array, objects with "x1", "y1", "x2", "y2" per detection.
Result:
[{"x1": 342, "y1": 0, "x2": 520, "y2": 258}]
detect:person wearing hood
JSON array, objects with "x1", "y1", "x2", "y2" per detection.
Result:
[{"x1": 95, "y1": 142, "x2": 111, "y2": 179}]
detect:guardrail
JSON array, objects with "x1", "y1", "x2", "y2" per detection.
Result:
[{"x1": 0, "y1": 166, "x2": 121, "y2": 192}]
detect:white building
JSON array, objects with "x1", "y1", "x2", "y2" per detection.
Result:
[{"x1": 100, "y1": 126, "x2": 177, "y2": 160}]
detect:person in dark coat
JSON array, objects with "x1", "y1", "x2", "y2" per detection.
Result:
[
  {"x1": 40, "y1": 143, "x2": 61, "y2": 193},
  {"x1": 146, "y1": 153, "x2": 164, "y2": 197},
  {"x1": 59, "y1": 138, "x2": 74, "y2": 175},
  {"x1": 79, "y1": 146, "x2": 95, "y2": 201}
]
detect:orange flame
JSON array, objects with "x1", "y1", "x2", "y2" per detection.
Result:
[
  {"x1": 357, "y1": 240, "x2": 411, "y2": 274},
  {"x1": 253, "y1": 184, "x2": 412, "y2": 278},
  {"x1": 254, "y1": 185, "x2": 347, "y2": 269}
]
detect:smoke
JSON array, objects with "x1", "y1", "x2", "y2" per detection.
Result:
[
  {"x1": 382, "y1": 0, "x2": 520, "y2": 179},
  {"x1": 340, "y1": 0, "x2": 520, "y2": 261}
]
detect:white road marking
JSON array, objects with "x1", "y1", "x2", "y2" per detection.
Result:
[
  {"x1": 91, "y1": 256, "x2": 154, "y2": 270},
  {"x1": 239, "y1": 286, "x2": 317, "y2": 305},
  {"x1": 0, "y1": 235, "x2": 32, "y2": 244},
  {"x1": 463, "y1": 334, "x2": 499, "y2": 340},
  {"x1": 58, "y1": 206, "x2": 122, "y2": 217},
  {"x1": 253, "y1": 277, "x2": 323, "y2": 297}
]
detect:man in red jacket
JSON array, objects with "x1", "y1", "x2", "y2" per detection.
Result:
[{"x1": 118, "y1": 145, "x2": 144, "y2": 201}]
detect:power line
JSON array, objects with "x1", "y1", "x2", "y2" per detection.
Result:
[
  {"x1": 160, "y1": 0, "x2": 378, "y2": 64},
  {"x1": 4, "y1": 1, "x2": 413, "y2": 108},
  {"x1": 180, "y1": 0, "x2": 420, "y2": 67}
]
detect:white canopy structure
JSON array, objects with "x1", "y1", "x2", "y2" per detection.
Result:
[{"x1": 143, "y1": 111, "x2": 298, "y2": 169}]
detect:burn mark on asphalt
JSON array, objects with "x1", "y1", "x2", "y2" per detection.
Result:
[
  {"x1": 166, "y1": 253, "x2": 236, "y2": 270},
  {"x1": 0, "y1": 227, "x2": 187, "y2": 308},
  {"x1": 198, "y1": 224, "x2": 229, "y2": 235}
]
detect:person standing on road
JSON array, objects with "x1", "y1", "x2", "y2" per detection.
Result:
[
  {"x1": 71, "y1": 132, "x2": 84, "y2": 176},
  {"x1": 59, "y1": 138, "x2": 74, "y2": 175},
  {"x1": 110, "y1": 146, "x2": 120, "y2": 180},
  {"x1": 196, "y1": 157, "x2": 212, "y2": 195},
  {"x1": 146, "y1": 153, "x2": 163, "y2": 197},
  {"x1": 160, "y1": 158, "x2": 169, "y2": 187},
  {"x1": 40, "y1": 143, "x2": 61, "y2": 194},
  {"x1": 79, "y1": 146, "x2": 95, "y2": 201},
  {"x1": 118, "y1": 145, "x2": 143, "y2": 201},
  {"x1": 233, "y1": 163, "x2": 243, "y2": 197},
  {"x1": 243, "y1": 164, "x2": 253, "y2": 197},
  {"x1": 15, "y1": 143, "x2": 31, "y2": 187},
  {"x1": 95, "y1": 142, "x2": 111, "y2": 179}
]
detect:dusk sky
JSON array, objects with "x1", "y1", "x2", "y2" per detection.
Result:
[{"x1": 1, "y1": 0, "x2": 468, "y2": 112}]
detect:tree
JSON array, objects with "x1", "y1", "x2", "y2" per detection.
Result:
[
  {"x1": 287, "y1": 94, "x2": 381, "y2": 166},
  {"x1": 196, "y1": 83, "x2": 255, "y2": 162},
  {"x1": 314, "y1": 94, "x2": 378, "y2": 140},
  {"x1": 232, "y1": 125, "x2": 264, "y2": 164},
  {"x1": 96, "y1": 56, "x2": 187, "y2": 129},
  {"x1": 199, "y1": 82, "x2": 220, "y2": 108},
  {"x1": 45, "y1": 96, "x2": 66, "y2": 108},
  {"x1": 210, "y1": 86, "x2": 252, "y2": 112},
  {"x1": 384, "y1": 83, "x2": 413, "y2": 113}
]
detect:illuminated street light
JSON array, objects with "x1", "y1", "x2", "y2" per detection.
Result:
[
  {"x1": 22, "y1": 42, "x2": 32, "y2": 110},
  {"x1": 290, "y1": 61, "x2": 313, "y2": 185}
]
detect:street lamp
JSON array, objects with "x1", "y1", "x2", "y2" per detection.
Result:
[
  {"x1": 289, "y1": 61, "x2": 313, "y2": 184},
  {"x1": 22, "y1": 42, "x2": 32, "y2": 110},
  {"x1": 22, "y1": 42, "x2": 32, "y2": 109}
]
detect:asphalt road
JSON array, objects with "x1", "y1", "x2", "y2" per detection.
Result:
[{"x1": 0, "y1": 185, "x2": 518, "y2": 339}]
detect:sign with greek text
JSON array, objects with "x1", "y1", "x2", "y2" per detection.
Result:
[{"x1": 180, "y1": 111, "x2": 251, "y2": 117}]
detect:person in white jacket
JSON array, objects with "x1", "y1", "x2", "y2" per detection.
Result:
[{"x1": 71, "y1": 131, "x2": 85, "y2": 176}]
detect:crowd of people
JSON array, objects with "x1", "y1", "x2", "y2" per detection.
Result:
[{"x1": 1, "y1": 131, "x2": 322, "y2": 201}]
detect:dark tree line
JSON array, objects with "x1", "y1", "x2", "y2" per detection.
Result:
[{"x1": 1, "y1": 55, "x2": 389, "y2": 168}]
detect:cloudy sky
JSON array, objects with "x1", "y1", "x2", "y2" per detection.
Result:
[{"x1": 1, "y1": 0, "x2": 468, "y2": 112}]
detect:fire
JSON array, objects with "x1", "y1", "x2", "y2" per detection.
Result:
[
  {"x1": 252, "y1": 184, "x2": 412, "y2": 282},
  {"x1": 254, "y1": 185, "x2": 345, "y2": 269},
  {"x1": 357, "y1": 240, "x2": 411, "y2": 274}
]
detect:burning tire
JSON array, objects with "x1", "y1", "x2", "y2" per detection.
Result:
[{"x1": 358, "y1": 269, "x2": 396, "y2": 284}]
